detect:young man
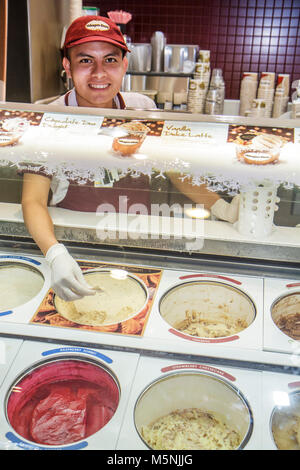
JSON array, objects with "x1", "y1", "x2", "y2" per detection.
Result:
[
  {"x1": 22, "y1": 15, "x2": 239, "y2": 302},
  {"x1": 22, "y1": 15, "x2": 155, "y2": 302}
]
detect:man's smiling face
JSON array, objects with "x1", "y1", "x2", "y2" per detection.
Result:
[{"x1": 63, "y1": 41, "x2": 128, "y2": 108}]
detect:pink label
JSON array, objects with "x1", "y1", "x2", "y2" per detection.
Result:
[
  {"x1": 161, "y1": 363, "x2": 236, "y2": 381},
  {"x1": 288, "y1": 382, "x2": 300, "y2": 389},
  {"x1": 179, "y1": 273, "x2": 242, "y2": 285},
  {"x1": 169, "y1": 328, "x2": 239, "y2": 343}
]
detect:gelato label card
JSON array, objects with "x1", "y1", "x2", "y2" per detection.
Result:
[
  {"x1": 161, "y1": 120, "x2": 229, "y2": 144},
  {"x1": 294, "y1": 128, "x2": 300, "y2": 144},
  {"x1": 40, "y1": 112, "x2": 104, "y2": 135}
]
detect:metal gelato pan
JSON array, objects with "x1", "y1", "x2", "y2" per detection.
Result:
[
  {"x1": 54, "y1": 269, "x2": 148, "y2": 327},
  {"x1": 271, "y1": 391, "x2": 300, "y2": 450},
  {"x1": 0, "y1": 262, "x2": 44, "y2": 311},
  {"x1": 134, "y1": 371, "x2": 253, "y2": 450},
  {"x1": 271, "y1": 292, "x2": 300, "y2": 341},
  {"x1": 5, "y1": 355, "x2": 120, "y2": 448},
  {"x1": 159, "y1": 280, "x2": 256, "y2": 339}
]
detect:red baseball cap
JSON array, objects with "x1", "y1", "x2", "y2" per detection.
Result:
[{"x1": 64, "y1": 15, "x2": 130, "y2": 54}]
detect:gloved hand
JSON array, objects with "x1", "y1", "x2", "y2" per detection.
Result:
[
  {"x1": 45, "y1": 243, "x2": 95, "y2": 301},
  {"x1": 210, "y1": 195, "x2": 240, "y2": 224}
]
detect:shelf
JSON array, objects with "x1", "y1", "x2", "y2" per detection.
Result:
[{"x1": 126, "y1": 71, "x2": 193, "y2": 78}]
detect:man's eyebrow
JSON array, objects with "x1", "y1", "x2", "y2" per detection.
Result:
[
  {"x1": 75, "y1": 51, "x2": 121, "y2": 58},
  {"x1": 74, "y1": 52, "x2": 94, "y2": 58}
]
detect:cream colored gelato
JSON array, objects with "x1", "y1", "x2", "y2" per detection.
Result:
[
  {"x1": 55, "y1": 270, "x2": 147, "y2": 326},
  {"x1": 271, "y1": 293, "x2": 300, "y2": 340},
  {"x1": 141, "y1": 407, "x2": 242, "y2": 450},
  {"x1": 272, "y1": 393, "x2": 300, "y2": 450},
  {"x1": 0, "y1": 263, "x2": 44, "y2": 310},
  {"x1": 159, "y1": 281, "x2": 255, "y2": 338}
]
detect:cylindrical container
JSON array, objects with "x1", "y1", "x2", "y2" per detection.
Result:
[
  {"x1": 82, "y1": 6, "x2": 100, "y2": 15},
  {"x1": 237, "y1": 182, "x2": 279, "y2": 238},
  {"x1": 271, "y1": 391, "x2": 300, "y2": 450},
  {"x1": 70, "y1": 0, "x2": 83, "y2": 23},
  {"x1": 250, "y1": 98, "x2": 268, "y2": 117},
  {"x1": 271, "y1": 292, "x2": 300, "y2": 340},
  {"x1": 134, "y1": 371, "x2": 253, "y2": 450},
  {"x1": 6, "y1": 356, "x2": 120, "y2": 447},
  {"x1": 173, "y1": 92, "x2": 188, "y2": 110},
  {"x1": 257, "y1": 72, "x2": 275, "y2": 117},
  {"x1": 198, "y1": 49, "x2": 210, "y2": 63},
  {"x1": 0, "y1": 262, "x2": 44, "y2": 311},
  {"x1": 259, "y1": 72, "x2": 276, "y2": 88},
  {"x1": 205, "y1": 87, "x2": 220, "y2": 114},
  {"x1": 54, "y1": 269, "x2": 148, "y2": 325},
  {"x1": 292, "y1": 102, "x2": 300, "y2": 119},
  {"x1": 129, "y1": 44, "x2": 152, "y2": 72},
  {"x1": 159, "y1": 280, "x2": 256, "y2": 339},
  {"x1": 239, "y1": 72, "x2": 258, "y2": 116},
  {"x1": 276, "y1": 73, "x2": 290, "y2": 96},
  {"x1": 257, "y1": 88, "x2": 274, "y2": 117},
  {"x1": 151, "y1": 31, "x2": 165, "y2": 72},
  {"x1": 207, "y1": 69, "x2": 225, "y2": 114},
  {"x1": 194, "y1": 62, "x2": 211, "y2": 86},
  {"x1": 187, "y1": 78, "x2": 208, "y2": 113},
  {"x1": 272, "y1": 91, "x2": 289, "y2": 118}
]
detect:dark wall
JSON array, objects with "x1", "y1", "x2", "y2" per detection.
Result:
[
  {"x1": 6, "y1": 0, "x2": 31, "y2": 102},
  {"x1": 83, "y1": 0, "x2": 300, "y2": 99}
]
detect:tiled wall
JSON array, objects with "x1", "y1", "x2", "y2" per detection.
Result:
[{"x1": 83, "y1": 0, "x2": 300, "y2": 100}]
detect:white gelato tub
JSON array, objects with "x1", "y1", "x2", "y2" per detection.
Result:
[
  {"x1": 134, "y1": 370, "x2": 253, "y2": 450},
  {"x1": 0, "y1": 262, "x2": 44, "y2": 311},
  {"x1": 159, "y1": 280, "x2": 256, "y2": 339},
  {"x1": 54, "y1": 269, "x2": 148, "y2": 326}
]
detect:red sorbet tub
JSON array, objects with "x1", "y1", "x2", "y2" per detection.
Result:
[{"x1": 6, "y1": 358, "x2": 120, "y2": 446}]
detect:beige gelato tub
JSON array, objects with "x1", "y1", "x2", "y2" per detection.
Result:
[
  {"x1": 54, "y1": 269, "x2": 148, "y2": 326},
  {"x1": 271, "y1": 391, "x2": 300, "y2": 450},
  {"x1": 159, "y1": 280, "x2": 256, "y2": 338},
  {"x1": 271, "y1": 292, "x2": 300, "y2": 340},
  {"x1": 0, "y1": 262, "x2": 44, "y2": 311},
  {"x1": 134, "y1": 371, "x2": 253, "y2": 450}
]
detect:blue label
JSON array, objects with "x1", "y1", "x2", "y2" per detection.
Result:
[
  {"x1": 41, "y1": 347, "x2": 113, "y2": 364},
  {"x1": 6, "y1": 432, "x2": 88, "y2": 450},
  {"x1": 0, "y1": 310, "x2": 13, "y2": 316},
  {"x1": 0, "y1": 255, "x2": 41, "y2": 266}
]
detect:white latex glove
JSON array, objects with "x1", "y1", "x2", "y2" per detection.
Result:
[
  {"x1": 210, "y1": 195, "x2": 240, "y2": 224},
  {"x1": 45, "y1": 243, "x2": 95, "y2": 301}
]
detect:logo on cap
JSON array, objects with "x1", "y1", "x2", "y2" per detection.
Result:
[{"x1": 85, "y1": 20, "x2": 110, "y2": 32}]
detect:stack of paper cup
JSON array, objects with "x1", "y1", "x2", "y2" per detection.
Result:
[
  {"x1": 198, "y1": 49, "x2": 210, "y2": 64},
  {"x1": 189, "y1": 50, "x2": 211, "y2": 113},
  {"x1": 194, "y1": 62, "x2": 211, "y2": 84},
  {"x1": 250, "y1": 98, "x2": 268, "y2": 117},
  {"x1": 239, "y1": 72, "x2": 258, "y2": 116},
  {"x1": 187, "y1": 78, "x2": 208, "y2": 113},
  {"x1": 292, "y1": 102, "x2": 300, "y2": 119},
  {"x1": 272, "y1": 74, "x2": 290, "y2": 118},
  {"x1": 257, "y1": 72, "x2": 275, "y2": 117},
  {"x1": 194, "y1": 50, "x2": 211, "y2": 87}
]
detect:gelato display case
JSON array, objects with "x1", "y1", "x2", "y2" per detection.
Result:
[{"x1": 0, "y1": 101, "x2": 300, "y2": 450}]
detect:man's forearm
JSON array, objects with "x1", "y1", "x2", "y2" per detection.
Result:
[{"x1": 22, "y1": 202, "x2": 58, "y2": 256}]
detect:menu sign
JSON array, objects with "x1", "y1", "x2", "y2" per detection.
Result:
[
  {"x1": 161, "y1": 120, "x2": 229, "y2": 144},
  {"x1": 40, "y1": 113, "x2": 104, "y2": 135},
  {"x1": 294, "y1": 128, "x2": 300, "y2": 144}
]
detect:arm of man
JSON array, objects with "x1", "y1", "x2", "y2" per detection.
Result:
[
  {"x1": 22, "y1": 173, "x2": 57, "y2": 255},
  {"x1": 167, "y1": 172, "x2": 240, "y2": 223},
  {"x1": 167, "y1": 172, "x2": 220, "y2": 209},
  {"x1": 22, "y1": 173, "x2": 95, "y2": 301}
]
